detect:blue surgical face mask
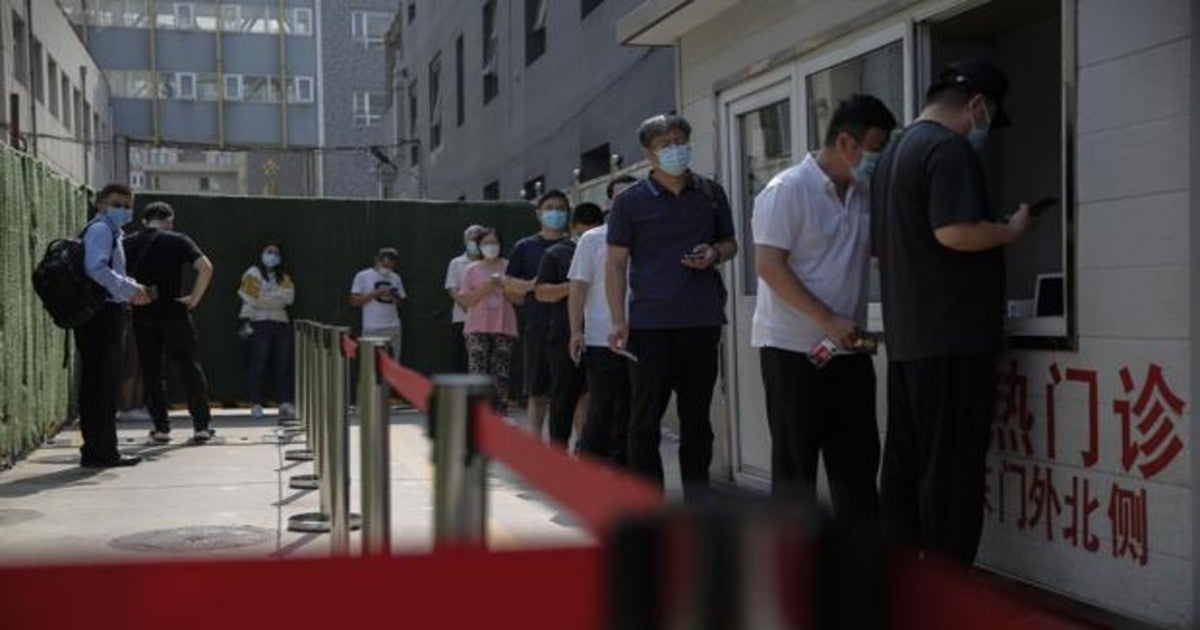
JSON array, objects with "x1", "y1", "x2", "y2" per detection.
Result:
[
  {"x1": 655, "y1": 143, "x2": 692, "y2": 176},
  {"x1": 851, "y1": 151, "x2": 881, "y2": 182},
  {"x1": 541, "y1": 209, "x2": 569, "y2": 231},
  {"x1": 106, "y1": 206, "x2": 133, "y2": 227},
  {"x1": 968, "y1": 100, "x2": 993, "y2": 150},
  {"x1": 262, "y1": 252, "x2": 281, "y2": 268},
  {"x1": 465, "y1": 240, "x2": 481, "y2": 257}
]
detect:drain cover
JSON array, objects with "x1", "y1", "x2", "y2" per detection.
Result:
[
  {"x1": 110, "y1": 526, "x2": 275, "y2": 553},
  {"x1": 0, "y1": 509, "x2": 44, "y2": 527}
]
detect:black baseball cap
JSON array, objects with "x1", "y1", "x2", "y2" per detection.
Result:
[{"x1": 929, "y1": 59, "x2": 1011, "y2": 129}]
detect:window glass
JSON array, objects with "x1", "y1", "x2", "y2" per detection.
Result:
[{"x1": 735, "y1": 100, "x2": 792, "y2": 297}]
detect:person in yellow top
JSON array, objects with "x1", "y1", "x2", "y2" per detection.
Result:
[{"x1": 238, "y1": 243, "x2": 296, "y2": 420}]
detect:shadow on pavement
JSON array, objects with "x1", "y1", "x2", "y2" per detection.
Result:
[
  {"x1": 0, "y1": 467, "x2": 111, "y2": 498},
  {"x1": 271, "y1": 533, "x2": 322, "y2": 558}
]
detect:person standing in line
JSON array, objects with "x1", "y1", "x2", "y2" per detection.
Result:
[
  {"x1": 505, "y1": 190, "x2": 569, "y2": 438},
  {"x1": 459, "y1": 228, "x2": 520, "y2": 414},
  {"x1": 606, "y1": 114, "x2": 738, "y2": 498},
  {"x1": 569, "y1": 175, "x2": 639, "y2": 463},
  {"x1": 350, "y1": 247, "x2": 407, "y2": 358},
  {"x1": 125, "y1": 202, "x2": 216, "y2": 444},
  {"x1": 751, "y1": 95, "x2": 897, "y2": 521},
  {"x1": 76, "y1": 183, "x2": 152, "y2": 467},
  {"x1": 445, "y1": 224, "x2": 486, "y2": 372},
  {"x1": 873, "y1": 60, "x2": 1034, "y2": 563},
  {"x1": 238, "y1": 244, "x2": 296, "y2": 420},
  {"x1": 535, "y1": 202, "x2": 605, "y2": 448}
]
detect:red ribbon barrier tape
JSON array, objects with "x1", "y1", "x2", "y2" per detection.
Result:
[
  {"x1": 340, "y1": 333, "x2": 358, "y2": 360},
  {"x1": 473, "y1": 401, "x2": 663, "y2": 537},
  {"x1": 377, "y1": 351, "x2": 433, "y2": 413},
  {"x1": 0, "y1": 547, "x2": 604, "y2": 630}
]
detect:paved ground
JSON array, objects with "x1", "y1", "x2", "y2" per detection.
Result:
[{"x1": 0, "y1": 408, "x2": 675, "y2": 566}]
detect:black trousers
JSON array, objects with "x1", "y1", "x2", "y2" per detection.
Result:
[
  {"x1": 134, "y1": 316, "x2": 212, "y2": 432},
  {"x1": 452, "y1": 322, "x2": 468, "y2": 373},
  {"x1": 880, "y1": 353, "x2": 996, "y2": 564},
  {"x1": 627, "y1": 327, "x2": 720, "y2": 496},
  {"x1": 545, "y1": 336, "x2": 585, "y2": 446},
  {"x1": 75, "y1": 303, "x2": 128, "y2": 462},
  {"x1": 579, "y1": 347, "x2": 631, "y2": 465},
  {"x1": 760, "y1": 348, "x2": 879, "y2": 523}
]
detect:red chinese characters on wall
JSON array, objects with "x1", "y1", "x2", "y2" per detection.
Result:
[{"x1": 988, "y1": 361, "x2": 1186, "y2": 568}]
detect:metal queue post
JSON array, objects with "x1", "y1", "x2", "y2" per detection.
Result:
[
  {"x1": 357, "y1": 338, "x2": 392, "y2": 555},
  {"x1": 430, "y1": 374, "x2": 494, "y2": 547},
  {"x1": 284, "y1": 321, "x2": 314, "y2": 466},
  {"x1": 288, "y1": 324, "x2": 361, "y2": 540}
]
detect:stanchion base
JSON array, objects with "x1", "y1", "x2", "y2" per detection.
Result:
[
  {"x1": 289, "y1": 474, "x2": 319, "y2": 490},
  {"x1": 280, "y1": 426, "x2": 306, "y2": 437},
  {"x1": 284, "y1": 449, "x2": 314, "y2": 462},
  {"x1": 278, "y1": 420, "x2": 302, "y2": 429},
  {"x1": 286, "y1": 512, "x2": 363, "y2": 533}
]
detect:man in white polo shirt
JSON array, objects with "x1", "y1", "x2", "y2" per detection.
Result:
[
  {"x1": 568, "y1": 175, "x2": 638, "y2": 463},
  {"x1": 350, "y1": 247, "x2": 406, "y2": 358},
  {"x1": 751, "y1": 95, "x2": 896, "y2": 522}
]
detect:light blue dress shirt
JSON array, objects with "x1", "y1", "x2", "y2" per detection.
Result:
[{"x1": 82, "y1": 214, "x2": 137, "y2": 303}]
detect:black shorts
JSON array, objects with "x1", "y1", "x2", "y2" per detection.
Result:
[{"x1": 523, "y1": 330, "x2": 553, "y2": 398}]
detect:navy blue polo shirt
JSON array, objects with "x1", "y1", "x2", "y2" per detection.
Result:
[
  {"x1": 506, "y1": 233, "x2": 565, "y2": 331},
  {"x1": 607, "y1": 174, "x2": 736, "y2": 329}
]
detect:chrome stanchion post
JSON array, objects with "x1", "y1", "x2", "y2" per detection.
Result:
[
  {"x1": 286, "y1": 321, "x2": 315, "y2": 465},
  {"x1": 359, "y1": 338, "x2": 392, "y2": 555},
  {"x1": 328, "y1": 326, "x2": 359, "y2": 554},
  {"x1": 289, "y1": 323, "x2": 334, "y2": 533},
  {"x1": 431, "y1": 374, "x2": 494, "y2": 547}
]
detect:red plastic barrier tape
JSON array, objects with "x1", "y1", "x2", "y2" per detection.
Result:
[
  {"x1": 340, "y1": 333, "x2": 358, "y2": 360},
  {"x1": 473, "y1": 401, "x2": 663, "y2": 537},
  {"x1": 377, "y1": 351, "x2": 433, "y2": 413},
  {"x1": 0, "y1": 547, "x2": 604, "y2": 630}
]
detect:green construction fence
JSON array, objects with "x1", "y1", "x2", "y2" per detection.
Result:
[
  {"x1": 0, "y1": 145, "x2": 88, "y2": 466},
  {"x1": 134, "y1": 192, "x2": 538, "y2": 405}
]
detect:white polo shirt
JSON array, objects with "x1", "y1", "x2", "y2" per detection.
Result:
[
  {"x1": 750, "y1": 153, "x2": 870, "y2": 354},
  {"x1": 351, "y1": 266, "x2": 406, "y2": 331},
  {"x1": 567, "y1": 224, "x2": 614, "y2": 348},
  {"x1": 444, "y1": 254, "x2": 472, "y2": 324}
]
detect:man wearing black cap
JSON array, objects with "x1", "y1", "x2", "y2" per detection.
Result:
[{"x1": 872, "y1": 59, "x2": 1034, "y2": 563}]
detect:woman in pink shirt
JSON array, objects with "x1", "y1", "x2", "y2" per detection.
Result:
[{"x1": 459, "y1": 227, "x2": 520, "y2": 413}]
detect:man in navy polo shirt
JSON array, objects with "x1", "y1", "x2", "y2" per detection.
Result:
[{"x1": 606, "y1": 114, "x2": 738, "y2": 497}]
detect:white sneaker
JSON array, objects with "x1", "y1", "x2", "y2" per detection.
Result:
[
  {"x1": 279, "y1": 402, "x2": 296, "y2": 420},
  {"x1": 251, "y1": 405, "x2": 265, "y2": 419},
  {"x1": 192, "y1": 429, "x2": 213, "y2": 444},
  {"x1": 148, "y1": 430, "x2": 171, "y2": 444},
  {"x1": 120, "y1": 407, "x2": 152, "y2": 422}
]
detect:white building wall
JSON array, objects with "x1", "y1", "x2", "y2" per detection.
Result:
[
  {"x1": 2, "y1": 0, "x2": 113, "y2": 187},
  {"x1": 666, "y1": 0, "x2": 1193, "y2": 625}
]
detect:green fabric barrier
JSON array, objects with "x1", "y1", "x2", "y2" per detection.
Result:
[
  {"x1": 135, "y1": 193, "x2": 538, "y2": 404},
  {"x1": 0, "y1": 146, "x2": 86, "y2": 466}
]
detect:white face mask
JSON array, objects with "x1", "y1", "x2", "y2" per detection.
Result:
[{"x1": 481, "y1": 243, "x2": 501, "y2": 260}]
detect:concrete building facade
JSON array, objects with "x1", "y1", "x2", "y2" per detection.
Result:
[
  {"x1": 387, "y1": 0, "x2": 675, "y2": 202},
  {"x1": 1, "y1": 0, "x2": 115, "y2": 187},
  {"x1": 618, "y1": 0, "x2": 1196, "y2": 626}
]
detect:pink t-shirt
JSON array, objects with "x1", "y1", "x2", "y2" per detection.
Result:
[{"x1": 460, "y1": 260, "x2": 519, "y2": 337}]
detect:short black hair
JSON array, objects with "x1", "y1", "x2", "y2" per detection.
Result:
[
  {"x1": 473, "y1": 226, "x2": 505, "y2": 251},
  {"x1": 142, "y1": 201, "x2": 174, "y2": 222},
  {"x1": 375, "y1": 247, "x2": 399, "y2": 261},
  {"x1": 822, "y1": 94, "x2": 898, "y2": 147},
  {"x1": 924, "y1": 83, "x2": 976, "y2": 109},
  {"x1": 536, "y1": 189, "x2": 570, "y2": 209},
  {"x1": 97, "y1": 183, "x2": 132, "y2": 202},
  {"x1": 606, "y1": 174, "x2": 639, "y2": 200},
  {"x1": 572, "y1": 202, "x2": 604, "y2": 228},
  {"x1": 637, "y1": 114, "x2": 692, "y2": 147}
]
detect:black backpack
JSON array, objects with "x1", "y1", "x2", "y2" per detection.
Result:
[{"x1": 32, "y1": 222, "x2": 112, "y2": 329}]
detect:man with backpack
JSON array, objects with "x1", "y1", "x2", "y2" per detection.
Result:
[
  {"x1": 125, "y1": 202, "x2": 215, "y2": 445},
  {"x1": 77, "y1": 183, "x2": 152, "y2": 467}
]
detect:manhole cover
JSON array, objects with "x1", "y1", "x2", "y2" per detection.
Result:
[
  {"x1": 0, "y1": 509, "x2": 44, "y2": 527},
  {"x1": 109, "y1": 526, "x2": 275, "y2": 553}
]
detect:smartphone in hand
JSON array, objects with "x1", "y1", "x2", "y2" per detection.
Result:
[{"x1": 1029, "y1": 197, "x2": 1060, "y2": 218}]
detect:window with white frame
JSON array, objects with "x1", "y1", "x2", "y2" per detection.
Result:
[
  {"x1": 131, "y1": 172, "x2": 146, "y2": 188},
  {"x1": 224, "y1": 74, "x2": 243, "y2": 100},
  {"x1": 482, "y1": 0, "x2": 499, "y2": 104},
  {"x1": 219, "y1": 3, "x2": 241, "y2": 30},
  {"x1": 176, "y1": 72, "x2": 197, "y2": 99},
  {"x1": 174, "y1": 2, "x2": 195, "y2": 29},
  {"x1": 291, "y1": 76, "x2": 314, "y2": 103},
  {"x1": 292, "y1": 8, "x2": 313, "y2": 35},
  {"x1": 351, "y1": 11, "x2": 391, "y2": 47},
  {"x1": 429, "y1": 54, "x2": 442, "y2": 150},
  {"x1": 354, "y1": 91, "x2": 384, "y2": 127},
  {"x1": 525, "y1": 0, "x2": 547, "y2": 65}
]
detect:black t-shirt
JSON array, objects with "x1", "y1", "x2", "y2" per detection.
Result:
[
  {"x1": 506, "y1": 233, "x2": 565, "y2": 331},
  {"x1": 871, "y1": 120, "x2": 1005, "y2": 361},
  {"x1": 535, "y1": 240, "x2": 577, "y2": 343},
  {"x1": 124, "y1": 228, "x2": 203, "y2": 321}
]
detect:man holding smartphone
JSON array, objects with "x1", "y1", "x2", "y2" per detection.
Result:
[
  {"x1": 125, "y1": 201, "x2": 215, "y2": 444},
  {"x1": 350, "y1": 247, "x2": 407, "y2": 358}
]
